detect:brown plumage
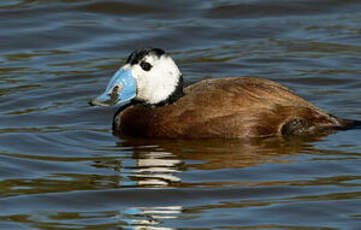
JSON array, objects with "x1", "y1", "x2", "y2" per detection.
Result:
[{"x1": 113, "y1": 76, "x2": 357, "y2": 139}]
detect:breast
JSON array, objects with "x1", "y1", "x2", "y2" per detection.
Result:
[{"x1": 113, "y1": 77, "x2": 342, "y2": 138}]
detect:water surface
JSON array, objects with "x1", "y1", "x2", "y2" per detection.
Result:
[{"x1": 1, "y1": 0, "x2": 361, "y2": 229}]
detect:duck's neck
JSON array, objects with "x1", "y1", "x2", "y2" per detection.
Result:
[{"x1": 151, "y1": 74, "x2": 185, "y2": 107}]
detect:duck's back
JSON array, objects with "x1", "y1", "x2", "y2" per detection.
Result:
[{"x1": 113, "y1": 77, "x2": 346, "y2": 138}]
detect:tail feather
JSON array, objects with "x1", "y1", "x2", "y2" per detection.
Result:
[
  {"x1": 335, "y1": 118, "x2": 361, "y2": 130},
  {"x1": 353, "y1": 120, "x2": 361, "y2": 128}
]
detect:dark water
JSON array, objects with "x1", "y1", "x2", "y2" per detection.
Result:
[{"x1": 1, "y1": 0, "x2": 361, "y2": 229}]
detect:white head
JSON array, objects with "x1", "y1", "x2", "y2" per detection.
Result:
[{"x1": 90, "y1": 48, "x2": 184, "y2": 107}]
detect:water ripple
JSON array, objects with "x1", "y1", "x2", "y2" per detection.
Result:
[{"x1": 1, "y1": 0, "x2": 361, "y2": 229}]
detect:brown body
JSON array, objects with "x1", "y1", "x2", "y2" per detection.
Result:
[{"x1": 113, "y1": 77, "x2": 355, "y2": 138}]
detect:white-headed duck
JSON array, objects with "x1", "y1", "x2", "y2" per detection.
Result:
[{"x1": 90, "y1": 48, "x2": 360, "y2": 138}]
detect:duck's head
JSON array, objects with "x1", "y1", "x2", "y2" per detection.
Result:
[{"x1": 90, "y1": 48, "x2": 183, "y2": 107}]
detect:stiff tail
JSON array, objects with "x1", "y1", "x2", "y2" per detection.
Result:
[
  {"x1": 352, "y1": 120, "x2": 361, "y2": 129},
  {"x1": 335, "y1": 118, "x2": 361, "y2": 130}
]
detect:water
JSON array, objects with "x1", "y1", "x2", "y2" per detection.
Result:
[{"x1": 1, "y1": 0, "x2": 361, "y2": 229}]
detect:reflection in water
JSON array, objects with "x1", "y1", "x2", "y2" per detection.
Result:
[
  {"x1": 112, "y1": 135, "x2": 327, "y2": 229},
  {"x1": 132, "y1": 152, "x2": 182, "y2": 186},
  {"x1": 113, "y1": 134, "x2": 331, "y2": 188},
  {"x1": 118, "y1": 134, "x2": 324, "y2": 172},
  {"x1": 122, "y1": 206, "x2": 181, "y2": 230},
  {"x1": 95, "y1": 136, "x2": 327, "y2": 229}
]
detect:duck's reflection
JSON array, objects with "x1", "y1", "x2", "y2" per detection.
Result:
[
  {"x1": 117, "y1": 134, "x2": 324, "y2": 172},
  {"x1": 112, "y1": 134, "x2": 326, "y2": 229},
  {"x1": 122, "y1": 206, "x2": 181, "y2": 230},
  {"x1": 130, "y1": 151, "x2": 182, "y2": 186}
]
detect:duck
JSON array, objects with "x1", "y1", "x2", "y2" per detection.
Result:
[{"x1": 89, "y1": 47, "x2": 360, "y2": 139}]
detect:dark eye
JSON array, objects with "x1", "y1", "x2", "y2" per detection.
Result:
[{"x1": 140, "y1": 61, "x2": 152, "y2": 71}]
